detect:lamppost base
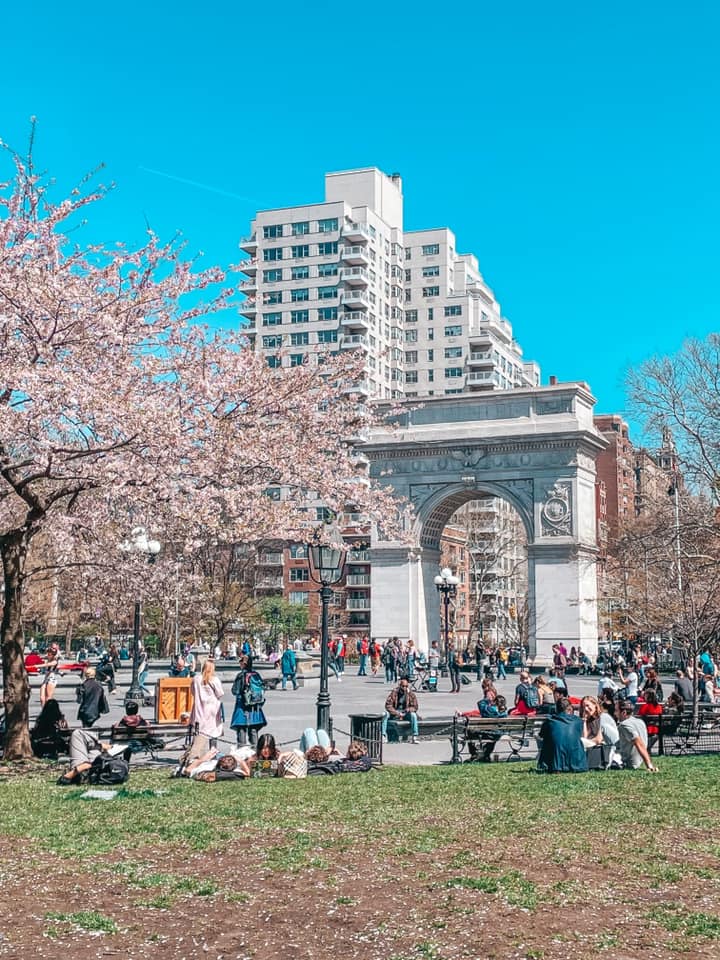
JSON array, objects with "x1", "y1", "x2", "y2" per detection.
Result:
[{"x1": 124, "y1": 683, "x2": 146, "y2": 710}]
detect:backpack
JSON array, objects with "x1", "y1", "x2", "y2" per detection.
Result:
[
  {"x1": 242, "y1": 672, "x2": 265, "y2": 709},
  {"x1": 88, "y1": 753, "x2": 130, "y2": 786},
  {"x1": 520, "y1": 683, "x2": 540, "y2": 708}
]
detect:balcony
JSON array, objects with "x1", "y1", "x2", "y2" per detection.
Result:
[
  {"x1": 348, "y1": 550, "x2": 370, "y2": 562},
  {"x1": 346, "y1": 597, "x2": 371, "y2": 610},
  {"x1": 467, "y1": 370, "x2": 501, "y2": 388},
  {"x1": 342, "y1": 221, "x2": 371, "y2": 243},
  {"x1": 239, "y1": 298, "x2": 257, "y2": 316},
  {"x1": 341, "y1": 245, "x2": 370, "y2": 265},
  {"x1": 239, "y1": 258, "x2": 258, "y2": 275},
  {"x1": 258, "y1": 553, "x2": 284, "y2": 565},
  {"x1": 467, "y1": 351, "x2": 494, "y2": 366},
  {"x1": 341, "y1": 311, "x2": 369, "y2": 332},
  {"x1": 341, "y1": 334, "x2": 369, "y2": 350},
  {"x1": 347, "y1": 574, "x2": 371, "y2": 586},
  {"x1": 255, "y1": 577, "x2": 283, "y2": 589},
  {"x1": 239, "y1": 278, "x2": 257, "y2": 294},
  {"x1": 342, "y1": 380, "x2": 371, "y2": 397},
  {"x1": 342, "y1": 512, "x2": 369, "y2": 526},
  {"x1": 239, "y1": 235, "x2": 258, "y2": 253},
  {"x1": 342, "y1": 288, "x2": 370, "y2": 308},
  {"x1": 340, "y1": 267, "x2": 369, "y2": 286}
]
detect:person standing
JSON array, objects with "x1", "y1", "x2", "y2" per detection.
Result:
[
  {"x1": 190, "y1": 658, "x2": 224, "y2": 747},
  {"x1": 137, "y1": 644, "x2": 150, "y2": 697},
  {"x1": 357, "y1": 635, "x2": 370, "y2": 676},
  {"x1": 337, "y1": 635, "x2": 347, "y2": 675},
  {"x1": 369, "y1": 638, "x2": 382, "y2": 677},
  {"x1": 552, "y1": 644, "x2": 567, "y2": 681},
  {"x1": 76, "y1": 666, "x2": 109, "y2": 728},
  {"x1": 39, "y1": 643, "x2": 61, "y2": 707},
  {"x1": 382, "y1": 641, "x2": 397, "y2": 683},
  {"x1": 230, "y1": 655, "x2": 267, "y2": 746},
  {"x1": 447, "y1": 641, "x2": 461, "y2": 694},
  {"x1": 280, "y1": 645, "x2": 298, "y2": 691}
]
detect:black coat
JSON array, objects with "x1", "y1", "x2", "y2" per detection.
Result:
[{"x1": 76, "y1": 678, "x2": 109, "y2": 727}]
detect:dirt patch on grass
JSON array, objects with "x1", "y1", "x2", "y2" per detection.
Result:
[{"x1": 1, "y1": 826, "x2": 719, "y2": 960}]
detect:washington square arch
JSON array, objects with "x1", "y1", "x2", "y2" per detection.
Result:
[{"x1": 365, "y1": 382, "x2": 607, "y2": 666}]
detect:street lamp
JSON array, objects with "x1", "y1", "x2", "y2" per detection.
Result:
[
  {"x1": 435, "y1": 567, "x2": 460, "y2": 666},
  {"x1": 121, "y1": 527, "x2": 161, "y2": 708},
  {"x1": 307, "y1": 518, "x2": 347, "y2": 737}
]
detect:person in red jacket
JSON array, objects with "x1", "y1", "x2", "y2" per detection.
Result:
[{"x1": 637, "y1": 689, "x2": 663, "y2": 752}]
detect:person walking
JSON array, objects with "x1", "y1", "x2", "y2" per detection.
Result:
[
  {"x1": 357, "y1": 635, "x2": 370, "y2": 676},
  {"x1": 280, "y1": 645, "x2": 298, "y2": 691},
  {"x1": 190, "y1": 658, "x2": 224, "y2": 747},
  {"x1": 75, "y1": 666, "x2": 109, "y2": 729},
  {"x1": 382, "y1": 641, "x2": 397, "y2": 683},
  {"x1": 369, "y1": 638, "x2": 382, "y2": 677}
]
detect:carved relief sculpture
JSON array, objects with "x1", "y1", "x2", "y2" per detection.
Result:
[{"x1": 541, "y1": 481, "x2": 573, "y2": 537}]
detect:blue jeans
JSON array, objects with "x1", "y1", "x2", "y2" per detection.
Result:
[
  {"x1": 282, "y1": 672, "x2": 297, "y2": 690},
  {"x1": 496, "y1": 661, "x2": 506, "y2": 679},
  {"x1": 382, "y1": 711, "x2": 418, "y2": 737},
  {"x1": 358, "y1": 654, "x2": 368, "y2": 675},
  {"x1": 384, "y1": 664, "x2": 396, "y2": 683},
  {"x1": 300, "y1": 728, "x2": 331, "y2": 752}
]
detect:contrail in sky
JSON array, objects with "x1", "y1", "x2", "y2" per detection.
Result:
[{"x1": 139, "y1": 165, "x2": 255, "y2": 203}]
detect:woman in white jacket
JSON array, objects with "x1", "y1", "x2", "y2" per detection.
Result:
[{"x1": 190, "y1": 658, "x2": 224, "y2": 745}]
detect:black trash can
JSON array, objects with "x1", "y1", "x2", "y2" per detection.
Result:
[{"x1": 348, "y1": 713, "x2": 384, "y2": 765}]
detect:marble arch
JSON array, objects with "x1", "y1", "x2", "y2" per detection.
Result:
[{"x1": 364, "y1": 384, "x2": 606, "y2": 664}]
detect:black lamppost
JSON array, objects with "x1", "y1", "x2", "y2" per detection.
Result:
[
  {"x1": 434, "y1": 567, "x2": 459, "y2": 667},
  {"x1": 308, "y1": 519, "x2": 347, "y2": 737},
  {"x1": 122, "y1": 527, "x2": 161, "y2": 708}
]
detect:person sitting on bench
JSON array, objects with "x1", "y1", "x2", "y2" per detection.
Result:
[
  {"x1": 382, "y1": 677, "x2": 419, "y2": 743},
  {"x1": 116, "y1": 701, "x2": 149, "y2": 730}
]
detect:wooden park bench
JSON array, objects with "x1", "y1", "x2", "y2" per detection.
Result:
[{"x1": 48, "y1": 722, "x2": 194, "y2": 762}]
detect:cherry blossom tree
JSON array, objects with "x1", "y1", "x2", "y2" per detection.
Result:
[{"x1": 0, "y1": 142, "x2": 404, "y2": 758}]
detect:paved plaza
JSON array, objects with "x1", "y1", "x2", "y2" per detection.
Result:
[{"x1": 34, "y1": 662, "x2": 608, "y2": 766}]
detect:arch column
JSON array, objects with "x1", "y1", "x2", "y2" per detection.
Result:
[
  {"x1": 369, "y1": 543, "x2": 440, "y2": 651},
  {"x1": 527, "y1": 543, "x2": 598, "y2": 664}
]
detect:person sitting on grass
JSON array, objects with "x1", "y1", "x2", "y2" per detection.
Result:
[
  {"x1": 340, "y1": 740, "x2": 373, "y2": 773},
  {"x1": 616, "y1": 701, "x2": 658, "y2": 772},
  {"x1": 241, "y1": 733, "x2": 289, "y2": 778},
  {"x1": 31, "y1": 699, "x2": 69, "y2": 759},
  {"x1": 537, "y1": 697, "x2": 588, "y2": 774},
  {"x1": 56, "y1": 730, "x2": 131, "y2": 785}
]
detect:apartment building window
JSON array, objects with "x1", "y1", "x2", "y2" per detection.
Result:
[
  {"x1": 445, "y1": 367, "x2": 463, "y2": 378},
  {"x1": 405, "y1": 350, "x2": 418, "y2": 364},
  {"x1": 289, "y1": 591, "x2": 309, "y2": 605},
  {"x1": 428, "y1": 328, "x2": 434, "y2": 340},
  {"x1": 318, "y1": 286, "x2": 338, "y2": 299},
  {"x1": 290, "y1": 354, "x2": 305, "y2": 366},
  {"x1": 405, "y1": 309, "x2": 418, "y2": 323},
  {"x1": 317, "y1": 307, "x2": 338, "y2": 321},
  {"x1": 266, "y1": 355, "x2": 281, "y2": 369},
  {"x1": 291, "y1": 265, "x2": 309, "y2": 280},
  {"x1": 445, "y1": 325, "x2": 462, "y2": 337},
  {"x1": 405, "y1": 370, "x2": 418, "y2": 384},
  {"x1": 445, "y1": 388, "x2": 463, "y2": 394},
  {"x1": 291, "y1": 288, "x2": 309, "y2": 302},
  {"x1": 291, "y1": 244, "x2": 310, "y2": 258},
  {"x1": 318, "y1": 241, "x2": 338, "y2": 255},
  {"x1": 445, "y1": 346, "x2": 463, "y2": 358},
  {"x1": 422, "y1": 265, "x2": 440, "y2": 277},
  {"x1": 265, "y1": 290, "x2": 283, "y2": 305},
  {"x1": 428, "y1": 308, "x2": 434, "y2": 321},
  {"x1": 292, "y1": 221, "x2": 310, "y2": 236},
  {"x1": 423, "y1": 286, "x2": 440, "y2": 297},
  {"x1": 289, "y1": 544, "x2": 307, "y2": 559},
  {"x1": 262, "y1": 335, "x2": 283, "y2": 348},
  {"x1": 405, "y1": 329, "x2": 418, "y2": 342},
  {"x1": 404, "y1": 248, "x2": 412, "y2": 260},
  {"x1": 263, "y1": 224, "x2": 283, "y2": 239},
  {"x1": 404, "y1": 269, "x2": 411, "y2": 282},
  {"x1": 428, "y1": 349, "x2": 434, "y2": 361},
  {"x1": 422, "y1": 243, "x2": 440, "y2": 255},
  {"x1": 404, "y1": 290, "x2": 412, "y2": 303},
  {"x1": 318, "y1": 262, "x2": 338, "y2": 277},
  {"x1": 263, "y1": 268, "x2": 283, "y2": 282},
  {"x1": 289, "y1": 568, "x2": 309, "y2": 581},
  {"x1": 428, "y1": 369, "x2": 434, "y2": 382},
  {"x1": 445, "y1": 305, "x2": 462, "y2": 316},
  {"x1": 262, "y1": 312, "x2": 282, "y2": 326},
  {"x1": 291, "y1": 310, "x2": 309, "y2": 324},
  {"x1": 316, "y1": 507, "x2": 332, "y2": 521},
  {"x1": 290, "y1": 331, "x2": 309, "y2": 346},
  {"x1": 317, "y1": 329, "x2": 338, "y2": 343},
  {"x1": 318, "y1": 217, "x2": 338, "y2": 233},
  {"x1": 263, "y1": 247, "x2": 283, "y2": 261}
]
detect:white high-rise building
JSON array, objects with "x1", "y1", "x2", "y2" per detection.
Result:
[{"x1": 240, "y1": 168, "x2": 539, "y2": 401}]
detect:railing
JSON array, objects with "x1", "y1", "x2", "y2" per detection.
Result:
[
  {"x1": 346, "y1": 598, "x2": 371, "y2": 610},
  {"x1": 342, "y1": 311, "x2": 369, "y2": 323},
  {"x1": 340, "y1": 267, "x2": 369, "y2": 282},
  {"x1": 343, "y1": 221, "x2": 371, "y2": 239},
  {"x1": 348, "y1": 550, "x2": 370, "y2": 562},
  {"x1": 256, "y1": 578, "x2": 283, "y2": 589},
  {"x1": 342, "y1": 335, "x2": 368, "y2": 347},
  {"x1": 239, "y1": 258, "x2": 258, "y2": 273},
  {"x1": 342, "y1": 289, "x2": 370, "y2": 304},
  {"x1": 258, "y1": 553, "x2": 284, "y2": 565},
  {"x1": 341, "y1": 245, "x2": 370, "y2": 259},
  {"x1": 347, "y1": 574, "x2": 371, "y2": 586}
]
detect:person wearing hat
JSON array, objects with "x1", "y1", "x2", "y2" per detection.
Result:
[{"x1": 76, "y1": 666, "x2": 110, "y2": 728}]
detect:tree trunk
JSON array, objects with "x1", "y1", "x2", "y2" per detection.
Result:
[
  {"x1": 1, "y1": 537, "x2": 32, "y2": 760},
  {"x1": 64, "y1": 618, "x2": 74, "y2": 658}
]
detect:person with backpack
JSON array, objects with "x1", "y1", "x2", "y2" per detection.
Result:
[
  {"x1": 511, "y1": 670, "x2": 539, "y2": 715},
  {"x1": 230, "y1": 655, "x2": 267, "y2": 746}
]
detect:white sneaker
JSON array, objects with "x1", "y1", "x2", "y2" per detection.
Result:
[
  {"x1": 411, "y1": 736, "x2": 419, "y2": 744},
  {"x1": 337, "y1": 677, "x2": 342, "y2": 683}
]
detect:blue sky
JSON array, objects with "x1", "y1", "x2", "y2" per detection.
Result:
[{"x1": 2, "y1": 1, "x2": 718, "y2": 435}]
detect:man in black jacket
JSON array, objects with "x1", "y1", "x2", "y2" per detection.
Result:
[{"x1": 76, "y1": 667, "x2": 109, "y2": 728}]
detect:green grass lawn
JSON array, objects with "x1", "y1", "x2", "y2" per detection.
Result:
[{"x1": 1, "y1": 757, "x2": 719, "y2": 959}]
